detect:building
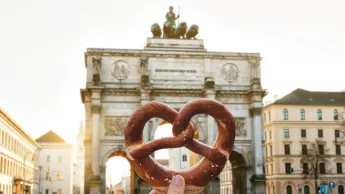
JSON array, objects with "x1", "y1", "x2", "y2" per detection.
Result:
[
  {"x1": 0, "y1": 107, "x2": 41, "y2": 194},
  {"x1": 36, "y1": 130, "x2": 74, "y2": 194},
  {"x1": 81, "y1": 19, "x2": 266, "y2": 193},
  {"x1": 73, "y1": 122, "x2": 85, "y2": 194},
  {"x1": 263, "y1": 88, "x2": 345, "y2": 194},
  {"x1": 220, "y1": 160, "x2": 232, "y2": 194}
]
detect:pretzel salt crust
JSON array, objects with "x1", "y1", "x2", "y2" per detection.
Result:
[{"x1": 125, "y1": 99, "x2": 235, "y2": 193}]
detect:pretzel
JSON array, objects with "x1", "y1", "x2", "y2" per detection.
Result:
[{"x1": 125, "y1": 99, "x2": 235, "y2": 193}]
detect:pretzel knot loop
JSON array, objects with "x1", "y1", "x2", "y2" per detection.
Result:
[{"x1": 125, "y1": 98, "x2": 235, "y2": 190}]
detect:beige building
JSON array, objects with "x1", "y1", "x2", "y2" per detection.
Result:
[
  {"x1": 36, "y1": 131, "x2": 74, "y2": 194},
  {"x1": 0, "y1": 107, "x2": 41, "y2": 194},
  {"x1": 263, "y1": 88, "x2": 345, "y2": 194}
]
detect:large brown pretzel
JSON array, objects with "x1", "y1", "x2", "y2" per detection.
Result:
[{"x1": 125, "y1": 99, "x2": 235, "y2": 193}]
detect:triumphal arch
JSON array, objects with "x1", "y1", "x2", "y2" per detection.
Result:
[{"x1": 80, "y1": 10, "x2": 266, "y2": 193}]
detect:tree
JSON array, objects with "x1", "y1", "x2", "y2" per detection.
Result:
[{"x1": 300, "y1": 141, "x2": 331, "y2": 194}]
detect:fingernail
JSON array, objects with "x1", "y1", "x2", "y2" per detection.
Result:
[{"x1": 171, "y1": 175, "x2": 183, "y2": 186}]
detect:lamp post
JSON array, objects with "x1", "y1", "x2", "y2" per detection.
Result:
[{"x1": 22, "y1": 152, "x2": 35, "y2": 194}]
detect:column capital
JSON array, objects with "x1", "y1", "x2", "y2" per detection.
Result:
[{"x1": 91, "y1": 105, "x2": 102, "y2": 114}]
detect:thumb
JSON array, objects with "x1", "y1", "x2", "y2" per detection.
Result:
[{"x1": 167, "y1": 175, "x2": 185, "y2": 194}]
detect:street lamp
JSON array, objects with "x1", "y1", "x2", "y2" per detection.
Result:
[{"x1": 22, "y1": 152, "x2": 35, "y2": 194}]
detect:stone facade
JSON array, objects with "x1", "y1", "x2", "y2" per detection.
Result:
[
  {"x1": 0, "y1": 108, "x2": 41, "y2": 194},
  {"x1": 80, "y1": 38, "x2": 266, "y2": 194},
  {"x1": 263, "y1": 89, "x2": 345, "y2": 194}
]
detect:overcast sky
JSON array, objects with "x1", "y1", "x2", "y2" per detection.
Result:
[{"x1": 1, "y1": 0, "x2": 344, "y2": 146}]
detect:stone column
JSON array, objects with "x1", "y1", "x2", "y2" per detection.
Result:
[
  {"x1": 140, "y1": 89, "x2": 151, "y2": 142},
  {"x1": 205, "y1": 90, "x2": 216, "y2": 146},
  {"x1": 91, "y1": 104, "x2": 101, "y2": 177},
  {"x1": 250, "y1": 107, "x2": 265, "y2": 194},
  {"x1": 89, "y1": 88, "x2": 102, "y2": 194}
]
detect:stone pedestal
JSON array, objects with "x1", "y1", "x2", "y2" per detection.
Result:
[{"x1": 88, "y1": 176, "x2": 102, "y2": 194}]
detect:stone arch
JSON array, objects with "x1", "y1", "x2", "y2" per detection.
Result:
[
  {"x1": 100, "y1": 149, "x2": 135, "y2": 194},
  {"x1": 229, "y1": 150, "x2": 247, "y2": 194}
]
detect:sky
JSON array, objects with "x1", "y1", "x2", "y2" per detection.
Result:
[{"x1": 1, "y1": 0, "x2": 345, "y2": 149}]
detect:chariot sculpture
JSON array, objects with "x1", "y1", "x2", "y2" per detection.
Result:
[{"x1": 150, "y1": 6, "x2": 199, "y2": 40}]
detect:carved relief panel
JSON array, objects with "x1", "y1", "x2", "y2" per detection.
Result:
[
  {"x1": 104, "y1": 116, "x2": 129, "y2": 136},
  {"x1": 234, "y1": 117, "x2": 246, "y2": 136}
]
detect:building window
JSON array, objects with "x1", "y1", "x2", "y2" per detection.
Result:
[
  {"x1": 318, "y1": 129, "x2": 323, "y2": 138},
  {"x1": 304, "y1": 185, "x2": 310, "y2": 194},
  {"x1": 270, "y1": 145, "x2": 273, "y2": 156},
  {"x1": 57, "y1": 188, "x2": 62, "y2": 194},
  {"x1": 334, "y1": 109, "x2": 339, "y2": 120},
  {"x1": 58, "y1": 156, "x2": 62, "y2": 163},
  {"x1": 336, "y1": 145, "x2": 342, "y2": 155},
  {"x1": 57, "y1": 172, "x2": 62, "y2": 180},
  {"x1": 182, "y1": 154, "x2": 187, "y2": 162},
  {"x1": 302, "y1": 144, "x2": 308, "y2": 155},
  {"x1": 339, "y1": 185, "x2": 344, "y2": 194},
  {"x1": 270, "y1": 163, "x2": 273, "y2": 175},
  {"x1": 286, "y1": 185, "x2": 292, "y2": 194},
  {"x1": 317, "y1": 109, "x2": 322, "y2": 120},
  {"x1": 301, "y1": 129, "x2": 306, "y2": 138},
  {"x1": 302, "y1": 163, "x2": 308, "y2": 174},
  {"x1": 300, "y1": 109, "x2": 305, "y2": 120},
  {"x1": 268, "y1": 186, "x2": 270, "y2": 194},
  {"x1": 265, "y1": 132, "x2": 267, "y2": 141},
  {"x1": 285, "y1": 163, "x2": 291, "y2": 174},
  {"x1": 284, "y1": 129, "x2": 289, "y2": 138},
  {"x1": 335, "y1": 129, "x2": 340, "y2": 138},
  {"x1": 46, "y1": 171, "x2": 50, "y2": 180},
  {"x1": 318, "y1": 144, "x2": 324, "y2": 155},
  {"x1": 46, "y1": 156, "x2": 51, "y2": 162},
  {"x1": 264, "y1": 113, "x2": 267, "y2": 123},
  {"x1": 269, "y1": 131, "x2": 272, "y2": 139},
  {"x1": 284, "y1": 144, "x2": 290, "y2": 155},
  {"x1": 46, "y1": 189, "x2": 49, "y2": 194},
  {"x1": 337, "y1": 163, "x2": 343, "y2": 174},
  {"x1": 268, "y1": 111, "x2": 271, "y2": 121},
  {"x1": 266, "y1": 147, "x2": 268, "y2": 157},
  {"x1": 283, "y1": 109, "x2": 288, "y2": 120},
  {"x1": 319, "y1": 163, "x2": 325, "y2": 174}
]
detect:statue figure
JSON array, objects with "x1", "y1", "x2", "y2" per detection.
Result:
[
  {"x1": 140, "y1": 57, "x2": 149, "y2": 76},
  {"x1": 166, "y1": 6, "x2": 179, "y2": 28},
  {"x1": 151, "y1": 23, "x2": 162, "y2": 38},
  {"x1": 92, "y1": 56, "x2": 102, "y2": 86},
  {"x1": 149, "y1": 6, "x2": 200, "y2": 40},
  {"x1": 186, "y1": 24, "x2": 199, "y2": 39}
]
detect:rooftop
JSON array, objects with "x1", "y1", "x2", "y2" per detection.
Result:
[
  {"x1": 35, "y1": 130, "x2": 66, "y2": 143},
  {"x1": 271, "y1": 88, "x2": 345, "y2": 106}
]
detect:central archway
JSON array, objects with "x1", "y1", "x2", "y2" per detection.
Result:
[
  {"x1": 230, "y1": 151, "x2": 247, "y2": 194},
  {"x1": 103, "y1": 152, "x2": 134, "y2": 194}
]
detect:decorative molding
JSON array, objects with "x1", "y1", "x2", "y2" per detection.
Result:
[
  {"x1": 234, "y1": 117, "x2": 246, "y2": 136},
  {"x1": 104, "y1": 116, "x2": 129, "y2": 136},
  {"x1": 282, "y1": 158, "x2": 294, "y2": 163},
  {"x1": 85, "y1": 49, "x2": 260, "y2": 60},
  {"x1": 111, "y1": 60, "x2": 131, "y2": 80},
  {"x1": 221, "y1": 63, "x2": 239, "y2": 82},
  {"x1": 91, "y1": 105, "x2": 102, "y2": 114}
]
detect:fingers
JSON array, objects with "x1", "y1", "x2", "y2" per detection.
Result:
[
  {"x1": 167, "y1": 175, "x2": 185, "y2": 194},
  {"x1": 149, "y1": 191, "x2": 157, "y2": 194}
]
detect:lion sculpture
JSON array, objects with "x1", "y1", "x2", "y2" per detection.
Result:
[
  {"x1": 186, "y1": 24, "x2": 199, "y2": 40},
  {"x1": 151, "y1": 23, "x2": 162, "y2": 38}
]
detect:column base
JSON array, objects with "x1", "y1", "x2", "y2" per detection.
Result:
[
  {"x1": 89, "y1": 176, "x2": 102, "y2": 194},
  {"x1": 250, "y1": 174, "x2": 266, "y2": 194}
]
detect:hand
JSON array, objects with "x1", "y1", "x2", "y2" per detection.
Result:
[{"x1": 149, "y1": 175, "x2": 185, "y2": 194}]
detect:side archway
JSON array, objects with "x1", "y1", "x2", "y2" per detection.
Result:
[
  {"x1": 100, "y1": 150, "x2": 135, "y2": 194},
  {"x1": 229, "y1": 151, "x2": 247, "y2": 194}
]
